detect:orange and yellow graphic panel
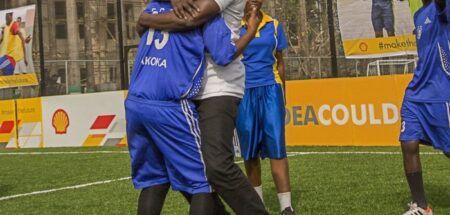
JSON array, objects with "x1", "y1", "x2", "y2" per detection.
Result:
[{"x1": 285, "y1": 74, "x2": 413, "y2": 146}]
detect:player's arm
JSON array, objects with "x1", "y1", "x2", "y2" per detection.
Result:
[
  {"x1": 232, "y1": 6, "x2": 260, "y2": 60},
  {"x1": 203, "y1": 2, "x2": 261, "y2": 66},
  {"x1": 275, "y1": 51, "x2": 286, "y2": 93},
  {"x1": 0, "y1": 28, "x2": 3, "y2": 44},
  {"x1": 17, "y1": 31, "x2": 28, "y2": 66},
  {"x1": 137, "y1": 0, "x2": 220, "y2": 32},
  {"x1": 435, "y1": 0, "x2": 449, "y2": 22}
]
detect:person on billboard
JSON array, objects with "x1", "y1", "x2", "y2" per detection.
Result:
[
  {"x1": 13, "y1": 17, "x2": 32, "y2": 74},
  {"x1": 127, "y1": 0, "x2": 264, "y2": 214},
  {"x1": 0, "y1": 12, "x2": 29, "y2": 76},
  {"x1": 400, "y1": 0, "x2": 450, "y2": 214},
  {"x1": 235, "y1": 2, "x2": 295, "y2": 215},
  {"x1": 371, "y1": 0, "x2": 397, "y2": 37}
]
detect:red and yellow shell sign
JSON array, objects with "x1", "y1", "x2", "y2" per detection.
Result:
[
  {"x1": 0, "y1": 100, "x2": 16, "y2": 148},
  {"x1": 52, "y1": 109, "x2": 70, "y2": 134}
]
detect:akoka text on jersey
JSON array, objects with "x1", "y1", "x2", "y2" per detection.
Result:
[
  {"x1": 286, "y1": 103, "x2": 399, "y2": 126},
  {"x1": 140, "y1": 56, "x2": 167, "y2": 69}
]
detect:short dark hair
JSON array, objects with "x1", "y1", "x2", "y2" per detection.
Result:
[
  {"x1": 6, "y1": 12, "x2": 13, "y2": 17},
  {"x1": 17, "y1": 17, "x2": 22, "y2": 20}
]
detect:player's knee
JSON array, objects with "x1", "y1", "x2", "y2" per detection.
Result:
[{"x1": 401, "y1": 141, "x2": 420, "y2": 155}]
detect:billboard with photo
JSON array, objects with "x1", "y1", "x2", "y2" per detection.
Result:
[
  {"x1": 337, "y1": 0, "x2": 419, "y2": 58},
  {"x1": 0, "y1": 5, "x2": 38, "y2": 89}
]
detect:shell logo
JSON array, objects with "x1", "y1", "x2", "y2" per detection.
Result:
[{"x1": 52, "y1": 109, "x2": 70, "y2": 134}]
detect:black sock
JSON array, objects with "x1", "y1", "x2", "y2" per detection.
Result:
[
  {"x1": 138, "y1": 183, "x2": 170, "y2": 215},
  {"x1": 406, "y1": 172, "x2": 427, "y2": 208},
  {"x1": 189, "y1": 193, "x2": 217, "y2": 215}
]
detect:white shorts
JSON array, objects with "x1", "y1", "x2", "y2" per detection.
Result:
[{"x1": 14, "y1": 60, "x2": 28, "y2": 74}]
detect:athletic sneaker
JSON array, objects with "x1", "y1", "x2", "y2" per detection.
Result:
[
  {"x1": 281, "y1": 207, "x2": 295, "y2": 215},
  {"x1": 403, "y1": 202, "x2": 433, "y2": 215}
]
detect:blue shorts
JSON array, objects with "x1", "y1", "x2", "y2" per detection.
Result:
[
  {"x1": 236, "y1": 84, "x2": 287, "y2": 160},
  {"x1": 372, "y1": 1, "x2": 395, "y2": 33},
  {"x1": 125, "y1": 96, "x2": 211, "y2": 194},
  {"x1": 400, "y1": 100, "x2": 450, "y2": 153},
  {"x1": 0, "y1": 56, "x2": 16, "y2": 76}
]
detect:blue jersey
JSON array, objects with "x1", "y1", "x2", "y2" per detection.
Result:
[
  {"x1": 404, "y1": 1, "x2": 450, "y2": 102},
  {"x1": 129, "y1": 1, "x2": 236, "y2": 101},
  {"x1": 239, "y1": 12, "x2": 288, "y2": 89}
]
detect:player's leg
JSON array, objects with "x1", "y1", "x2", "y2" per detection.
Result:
[
  {"x1": 262, "y1": 84, "x2": 293, "y2": 214},
  {"x1": 236, "y1": 87, "x2": 265, "y2": 202},
  {"x1": 399, "y1": 101, "x2": 434, "y2": 215},
  {"x1": 401, "y1": 141, "x2": 428, "y2": 209},
  {"x1": 145, "y1": 100, "x2": 227, "y2": 214},
  {"x1": 181, "y1": 192, "x2": 229, "y2": 215},
  {"x1": 125, "y1": 99, "x2": 171, "y2": 214},
  {"x1": 244, "y1": 157, "x2": 263, "y2": 191},
  {"x1": 189, "y1": 193, "x2": 217, "y2": 215},
  {"x1": 138, "y1": 184, "x2": 170, "y2": 215},
  {"x1": 243, "y1": 157, "x2": 264, "y2": 207},
  {"x1": 195, "y1": 96, "x2": 268, "y2": 214},
  {"x1": 372, "y1": 4, "x2": 384, "y2": 37}
]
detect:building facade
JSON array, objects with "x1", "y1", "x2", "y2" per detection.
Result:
[{"x1": 0, "y1": 0, "x2": 146, "y2": 96}]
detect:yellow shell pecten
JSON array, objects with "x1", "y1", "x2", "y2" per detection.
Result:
[{"x1": 52, "y1": 109, "x2": 69, "y2": 134}]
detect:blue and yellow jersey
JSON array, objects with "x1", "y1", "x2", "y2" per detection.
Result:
[
  {"x1": 240, "y1": 12, "x2": 288, "y2": 89},
  {"x1": 129, "y1": 1, "x2": 236, "y2": 101},
  {"x1": 404, "y1": 0, "x2": 450, "y2": 102}
]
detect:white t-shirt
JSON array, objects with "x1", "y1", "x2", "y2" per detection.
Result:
[{"x1": 195, "y1": 0, "x2": 245, "y2": 100}]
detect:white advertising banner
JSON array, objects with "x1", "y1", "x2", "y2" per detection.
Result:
[{"x1": 41, "y1": 91, "x2": 127, "y2": 147}]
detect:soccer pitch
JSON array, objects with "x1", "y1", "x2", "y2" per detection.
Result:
[{"x1": 0, "y1": 146, "x2": 449, "y2": 215}]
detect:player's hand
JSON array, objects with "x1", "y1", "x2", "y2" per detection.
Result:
[
  {"x1": 247, "y1": 0, "x2": 262, "y2": 11},
  {"x1": 25, "y1": 35, "x2": 32, "y2": 44},
  {"x1": 246, "y1": 5, "x2": 261, "y2": 33},
  {"x1": 171, "y1": 0, "x2": 200, "y2": 20},
  {"x1": 24, "y1": 59, "x2": 28, "y2": 66}
]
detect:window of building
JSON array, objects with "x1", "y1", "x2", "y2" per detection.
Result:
[
  {"x1": 124, "y1": 4, "x2": 135, "y2": 40},
  {"x1": 55, "y1": 23, "x2": 67, "y2": 39},
  {"x1": 79, "y1": 24, "x2": 85, "y2": 39},
  {"x1": 54, "y1": 1, "x2": 67, "y2": 19},
  {"x1": 76, "y1": 1, "x2": 84, "y2": 20},
  {"x1": 107, "y1": 3, "x2": 115, "y2": 19},
  {"x1": 107, "y1": 23, "x2": 116, "y2": 40}
]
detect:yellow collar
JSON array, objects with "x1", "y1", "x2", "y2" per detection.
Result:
[{"x1": 241, "y1": 11, "x2": 273, "y2": 37}]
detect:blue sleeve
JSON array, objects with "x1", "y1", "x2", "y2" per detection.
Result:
[
  {"x1": 203, "y1": 16, "x2": 237, "y2": 66},
  {"x1": 436, "y1": 0, "x2": 450, "y2": 23},
  {"x1": 276, "y1": 22, "x2": 288, "y2": 51},
  {"x1": 144, "y1": 2, "x2": 155, "y2": 13}
]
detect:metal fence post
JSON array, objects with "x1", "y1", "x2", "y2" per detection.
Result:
[
  {"x1": 65, "y1": 60, "x2": 69, "y2": 94},
  {"x1": 117, "y1": 0, "x2": 126, "y2": 90},
  {"x1": 37, "y1": 0, "x2": 46, "y2": 96}
]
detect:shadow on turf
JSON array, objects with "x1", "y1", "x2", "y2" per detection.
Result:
[{"x1": 0, "y1": 184, "x2": 14, "y2": 196}]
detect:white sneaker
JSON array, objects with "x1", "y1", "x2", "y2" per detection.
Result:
[{"x1": 403, "y1": 202, "x2": 433, "y2": 215}]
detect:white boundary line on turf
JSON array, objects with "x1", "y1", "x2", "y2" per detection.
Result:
[
  {"x1": 0, "y1": 160, "x2": 247, "y2": 202},
  {"x1": 0, "y1": 151, "x2": 129, "y2": 155},
  {"x1": 0, "y1": 151, "x2": 444, "y2": 156},
  {"x1": 286, "y1": 151, "x2": 443, "y2": 155},
  {"x1": 0, "y1": 151, "x2": 443, "y2": 201},
  {"x1": 0, "y1": 177, "x2": 131, "y2": 201}
]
